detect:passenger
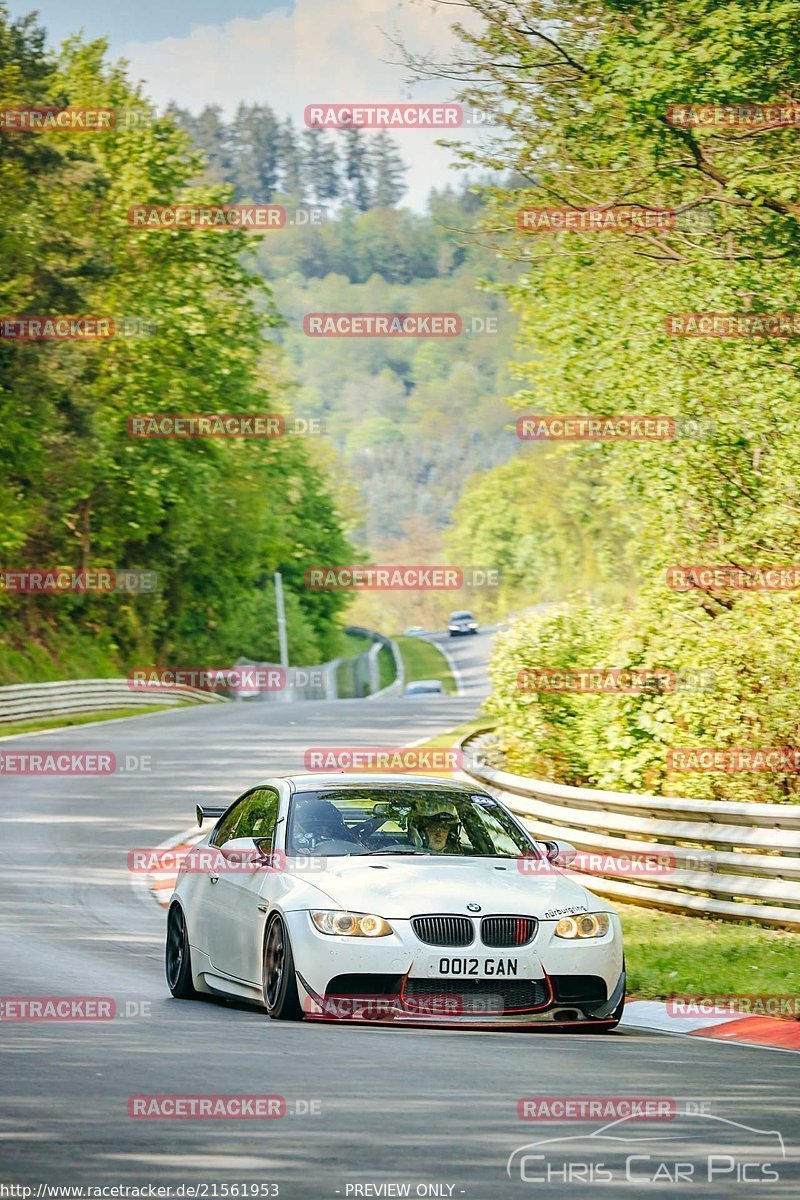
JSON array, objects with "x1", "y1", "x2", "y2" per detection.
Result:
[{"x1": 292, "y1": 797, "x2": 364, "y2": 850}]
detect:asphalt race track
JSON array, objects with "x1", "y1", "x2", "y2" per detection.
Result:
[{"x1": 1, "y1": 629, "x2": 798, "y2": 1198}]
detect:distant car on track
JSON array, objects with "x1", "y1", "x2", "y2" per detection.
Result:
[
  {"x1": 166, "y1": 774, "x2": 625, "y2": 1029},
  {"x1": 402, "y1": 679, "x2": 444, "y2": 697},
  {"x1": 448, "y1": 610, "x2": 478, "y2": 636},
  {"x1": 403, "y1": 626, "x2": 426, "y2": 637}
]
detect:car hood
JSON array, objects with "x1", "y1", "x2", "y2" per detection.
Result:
[{"x1": 302, "y1": 856, "x2": 596, "y2": 919}]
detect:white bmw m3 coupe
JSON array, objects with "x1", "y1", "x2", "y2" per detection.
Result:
[{"x1": 166, "y1": 774, "x2": 625, "y2": 1029}]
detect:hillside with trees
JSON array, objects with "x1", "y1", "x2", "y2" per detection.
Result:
[
  {"x1": 170, "y1": 105, "x2": 524, "y2": 619},
  {"x1": 168, "y1": 105, "x2": 409, "y2": 212},
  {"x1": 427, "y1": 0, "x2": 800, "y2": 801},
  {"x1": 0, "y1": 10, "x2": 354, "y2": 681}
]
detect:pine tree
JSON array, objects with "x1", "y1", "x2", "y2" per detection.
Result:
[
  {"x1": 369, "y1": 132, "x2": 407, "y2": 208},
  {"x1": 165, "y1": 103, "x2": 194, "y2": 137},
  {"x1": 278, "y1": 117, "x2": 304, "y2": 200},
  {"x1": 340, "y1": 127, "x2": 371, "y2": 211},
  {"x1": 188, "y1": 104, "x2": 233, "y2": 185},
  {"x1": 231, "y1": 103, "x2": 282, "y2": 202},
  {"x1": 302, "y1": 126, "x2": 340, "y2": 204}
]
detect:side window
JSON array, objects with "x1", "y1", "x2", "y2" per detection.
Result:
[
  {"x1": 212, "y1": 801, "x2": 246, "y2": 848},
  {"x1": 228, "y1": 788, "x2": 280, "y2": 849}
]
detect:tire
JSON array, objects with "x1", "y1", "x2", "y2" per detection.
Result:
[
  {"x1": 166, "y1": 904, "x2": 199, "y2": 999},
  {"x1": 263, "y1": 914, "x2": 303, "y2": 1020}
]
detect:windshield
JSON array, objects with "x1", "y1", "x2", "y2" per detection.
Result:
[{"x1": 286, "y1": 788, "x2": 541, "y2": 858}]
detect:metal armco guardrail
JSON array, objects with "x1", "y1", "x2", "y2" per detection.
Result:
[
  {"x1": 459, "y1": 731, "x2": 800, "y2": 929},
  {"x1": 233, "y1": 626, "x2": 402, "y2": 702},
  {"x1": 0, "y1": 627, "x2": 403, "y2": 725},
  {"x1": 345, "y1": 626, "x2": 404, "y2": 699},
  {"x1": 0, "y1": 678, "x2": 226, "y2": 726}
]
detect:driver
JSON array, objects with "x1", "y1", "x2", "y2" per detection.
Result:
[
  {"x1": 292, "y1": 797, "x2": 363, "y2": 850},
  {"x1": 410, "y1": 798, "x2": 461, "y2": 854}
]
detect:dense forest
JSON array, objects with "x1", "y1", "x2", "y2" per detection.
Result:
[
  {"x1": 0, "y1": 10, "x2": 354, "y2": 681},
  {"x1": 170, "y1": 106, "x2": 523, "y2": 583},
  {"x1": 432, "y1": 0, "x2": 800, "y2": 802}
]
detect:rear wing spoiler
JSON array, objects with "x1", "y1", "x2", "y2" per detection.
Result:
[{"x1": 196, "y1": 804, "x2": 228, "y2": 828}]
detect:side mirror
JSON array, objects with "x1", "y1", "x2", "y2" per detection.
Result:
[
  {"x1": 197, "y1": 804, "x2": 228, "y2": 828},
  {"x1": 218, "y1": 837, "x2": 272, "y2": 867},
  {"x1": 543, "y1": 839, "x2": 577, "y2": 865}
]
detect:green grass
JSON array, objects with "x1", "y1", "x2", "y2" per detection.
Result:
[
  {"x1": 0, "y1": 633, "x2": 124, "y2": 685},
  {"x1": 377, "y1": 643, "x2": 396, "y2": 690},
  {"x1": 338, "y1": 632, "x2": 375, "y2": 658},
  {"x1": 396, "y1": 635, "x2": 456, "y2": 693},
  {"x1": 0, "y1": 704, "x2": 187, "y2": 739},
  {"x1": 333, "y1": 634, "x2": 398, "y2": 694},
  {"x1": 619, "y1": 903, "x2": 800, "y2": 998},
  {"x1": 332, "y1": 633, "x2": 400, "y2": 694},
  {"x1": 442, "y1": 718, "x2": 493, "y2": 744}
]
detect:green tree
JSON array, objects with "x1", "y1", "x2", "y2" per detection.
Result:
[
  {"x1": 368, "y1": 131, "x2": 407, "y2": 208},
  {"x1": 0, "y1": 10, "x2": 355, "y2": 679},
  {"x1": 340, "y1": 127, "x2": 372, "y2": 212},
  {"x1": 420, "y1": 0, "x2": 800, "y2": 797},
  {"x1": 302, "y1": 125, "x2": 340, "y2": 204},
  {"x1": 183, "y1": 104, "x2": 233, "y2": 186},
  {"x1": 278, "y1": 117, "x2": 304, "y2": 200},
  {"x1": 231, "y1": 103, "x2": 282, "y2": 201}
]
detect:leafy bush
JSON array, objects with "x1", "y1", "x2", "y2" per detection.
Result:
[{"x1": 487, "y1": 593, "x2": 800, "y2": 802}]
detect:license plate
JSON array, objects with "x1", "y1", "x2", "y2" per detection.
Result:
[{"x1": 428, "y1": 956, "x2": 522, "y2": 978}]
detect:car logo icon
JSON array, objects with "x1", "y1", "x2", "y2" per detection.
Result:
[{"x1": 466, "y1": 903, "x2": 481, "y2": 912}]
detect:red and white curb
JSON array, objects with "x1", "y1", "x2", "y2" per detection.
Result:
[
  {"x1": 140, "y1": 826, "x2": 203, "y2": 909},
  {"x1": 623, "y1": 999, "x2": 800, "y2": 1052}
]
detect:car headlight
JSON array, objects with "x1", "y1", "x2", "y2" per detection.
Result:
[
  {"x1": 554, "y1": 913, "x2": 610, "y2": 940},
  {"x1": 310, "y1": 910, "x2": 393, "y2": 937}
]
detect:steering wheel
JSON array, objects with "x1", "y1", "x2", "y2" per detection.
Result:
[
  {"x1": 352, "y1": 815, "x2": 389, "y2": 839},
  {"x1": 312, "y1": 837, "x2": 369, "y2": 854}
]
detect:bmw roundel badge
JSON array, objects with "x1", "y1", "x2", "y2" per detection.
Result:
[{"x1": 466, "y1": 903, "x2": 481, "y2": 912}]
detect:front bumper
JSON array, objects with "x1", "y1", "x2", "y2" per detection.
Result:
[{"x1": 285, "y1": 909, "x2": 624, "y2": 1026}]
